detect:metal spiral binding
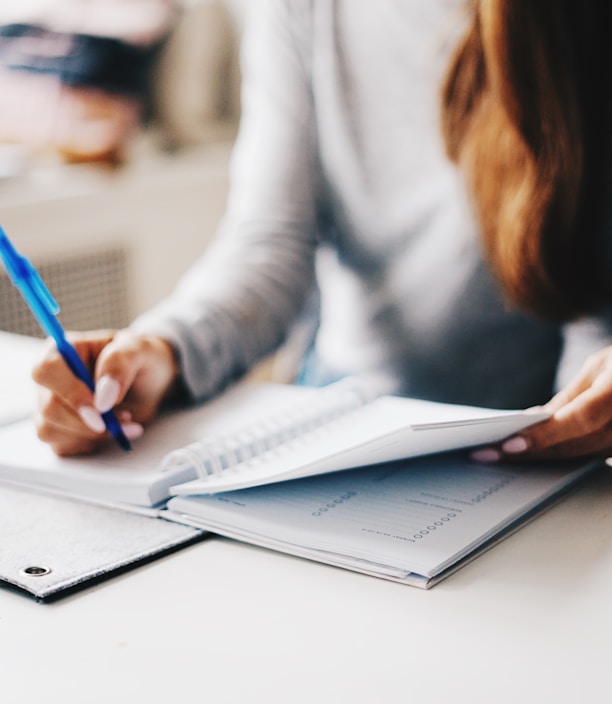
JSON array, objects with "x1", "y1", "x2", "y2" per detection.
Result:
[{"x1": 161, "y1": 378, "x2": 375, "y2": 480}]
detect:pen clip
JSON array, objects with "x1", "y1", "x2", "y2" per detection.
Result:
[
  {"x1": 0, "y1": 225, "x2": 133, "y2": 452},
  {"x1": 24, "y1": 258, "x2": 60, "y2": 315},
  {"x1": 0, "y1": 227, "x2": 60, "y2": 315},
  {"x1": 0, "y1": 228, "x2": 23, "y2": 281}
]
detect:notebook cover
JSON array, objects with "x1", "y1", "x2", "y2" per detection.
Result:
[{"x1": 0, "y1": 484, "x2": 206, "y2": 602}]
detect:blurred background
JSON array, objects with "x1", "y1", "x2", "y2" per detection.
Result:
[{"x1": 0, "y1": 0, "x2": 246, "y2": 337}]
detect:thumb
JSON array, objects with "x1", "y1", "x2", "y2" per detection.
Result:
[
  {"x1": 93, "y1": 330, "x2": 179, "y2": 420},
  {"x1": 93, "y1": 374, "x2": 123, "y2": 413},
  {"x1": 92, "y1": 330, "x2": 148, "y2": 413}
]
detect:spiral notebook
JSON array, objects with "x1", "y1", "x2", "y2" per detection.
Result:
[
  {"x1": 0, "y1": 375, "x2": 598, "y2": 594},
  {"x1": 0, "y1": 377, "x2": 549, "y2": 508},
  {"x1": 166, "y1": 452, "x2": 598, "y2": 589}
]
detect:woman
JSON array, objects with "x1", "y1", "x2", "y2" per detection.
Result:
[{"x1": 33, "y1": 0, "x2": 612, "y2": 461}]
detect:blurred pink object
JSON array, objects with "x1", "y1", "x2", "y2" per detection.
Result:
[
  {"x1": 0, "y1": 0, "x2": 177, "y2": 165},
  {"x1": 0, "y1": 69, "x2": 140, "y2": 164}
]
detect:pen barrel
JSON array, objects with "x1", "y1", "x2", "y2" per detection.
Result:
[
  {"x1": 100, "y1": 410, "x2": 132, "y2": 452},
  {"x1": 56, "y1": 338, "x2": 131, "y2": 451},
  {"x1": 0, "y1": 227, "x2": 131, "y2": 451},
  {"x1": 55, "y1": 337, "x2": 96, "y2": 393}
]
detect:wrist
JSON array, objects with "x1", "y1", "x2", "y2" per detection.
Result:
[{"x1": 151, "y1": 336, "x2": 188, "y2": 405}]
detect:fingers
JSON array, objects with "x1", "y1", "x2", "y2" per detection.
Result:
[
  {"x1": 34, "y1": 385, "x2": 111, "y2": 457},
  {"x1": 471, "y1": 348, "x2": 612, "y2": 464},
  {"x1": 32, "y1": 333, "x2": 113, "y2": 413},
  {"x1": 32, "y1": 330, "x2": 132, "y2": 455},
  {"x1": 32, "y1": 333, "x2": 116, "y2": 444},
  {"x1": 93, "y1": 330, "x2": 179, "y2": 423},
  {"x1": 470, "y1": 423, "x2": 612, "y2": 464},
  {"x1": 32, "y1": 329, "x2": 178, "y2": 456},
  {"x1": 522, "y1": 352, "x2": 612, "y2": 457},
  {"x1": 544, "y1": 350, "x2": 609, "y2": 415}
]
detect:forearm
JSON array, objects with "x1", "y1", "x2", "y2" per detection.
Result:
[
  {"x1": 130, "y1": 224, "x2": 317, "y2": 400},
  {"x1": 130, "y1": 1, "x2": 320, "y2": 400}
]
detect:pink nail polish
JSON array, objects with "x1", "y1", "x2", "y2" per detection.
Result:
[
  {"x1": 502, "y1": 436, "x2": 530, "y2": 454},
  {"x1": 470, "y1": 448, "x2": 501, "y2": 463},
  {"x1": 122, "y1": 422, "x2": 144, "y2": 440},
  {"x1": 95, "y1": 376, "x2": 120, "y2": 413},
  {"x1": 78, "y1": 406, "x2": 106, "y2": 434}
]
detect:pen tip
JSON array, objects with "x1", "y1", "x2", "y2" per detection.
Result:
[{"x1": 119, "y1": 436, "x2": 133, "y2": 452}]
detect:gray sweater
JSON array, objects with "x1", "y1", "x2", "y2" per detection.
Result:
[{"x1": 132, "y1": 0, "x2": 612, "y2": 409}]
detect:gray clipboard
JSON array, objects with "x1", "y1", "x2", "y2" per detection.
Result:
[{"x1": 0, "y1": 483, "x2": 206, "y2": 602}]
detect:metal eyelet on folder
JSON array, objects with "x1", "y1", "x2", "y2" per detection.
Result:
[{"x1": 19, "y1": 566, "x2": 52, "y2": 577}]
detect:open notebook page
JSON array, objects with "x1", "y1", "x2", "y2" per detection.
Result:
[
  {"x1": 0, "y1": 382, "x2": 316, "y2": 507},
  {"x1": 0, "y1": 332, "x2": 43, "y2": 426},
  {"x1": 167, "y1": 453, "x2": 595, "y2": 584},
  {"x1": 169, "y1": 396, "x2": 548, "y2": 495}
]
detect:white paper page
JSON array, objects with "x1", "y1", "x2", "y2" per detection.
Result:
[
  {"x1": 0, "y1": 332, "x2": 42, "y2": 426},
  {"x1": 167, "y1": 453, "x2": 593, "y2": 578},
  {"x1": 171, "y1": 397, "x2": 548, "y2": 494},
  {"x1": 0, "y1": 381, "x2": 313, "y2": 506}
]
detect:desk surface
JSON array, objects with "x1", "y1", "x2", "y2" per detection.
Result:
[
  {"x1": 2, "y1": 468, "x2": 612, "y2": 704},
  {"x1": 0, "y1": 331, "x2": 42, "y2": 425},
  {"x1": 2, "y1": 331, "x2": 611, "y2": 703}
]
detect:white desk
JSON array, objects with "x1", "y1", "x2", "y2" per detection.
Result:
[
  {"x1": 1, "y1": 469, "x2": 612, "y2": 704},
  {"x1": 0, "y1": 331, "x2": 42, "y2": 425},
  {"x1": 1, "y1": 331, "x2": 611, "y2": 703}
]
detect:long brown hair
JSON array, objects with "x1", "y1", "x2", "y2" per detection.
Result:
[{"x1": 441, "y1": 0, "x2": 610, "y2": 319}]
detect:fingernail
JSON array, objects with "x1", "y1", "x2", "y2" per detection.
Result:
[
  {"x1": 122, "y1": 422, "x2": 144, "y2": 440},
  {"x1": 470, "y1": 448, "x2": 501, "y2": 463},
  {"x1": 502, "y1": 436, "x2": 530, "y2": 454},
  {"x1": 95, "y1": 376, "x2": 121, "y2": 413},
  {"x1": 78, "y1": 405, "x2": 106, "y2": 433}
]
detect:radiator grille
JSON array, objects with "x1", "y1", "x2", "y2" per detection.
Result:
[{"x1": 0, "y1": 247, "x2": 130, "y2": 337}]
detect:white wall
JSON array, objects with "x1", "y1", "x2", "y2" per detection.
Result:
[
  {"x1": 0, "y1": 0, "x2": 243, "y2": 325},
  {"x1": 0, "y1": 140, "x2": 232, "y2": 321}
]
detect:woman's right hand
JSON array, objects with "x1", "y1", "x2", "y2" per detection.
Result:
[{"x1": 32, "y1": 329, "x2": 181, "y2": 456}]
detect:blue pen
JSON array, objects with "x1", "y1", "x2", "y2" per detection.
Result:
[{"x1": 0, "y1": 226, "x2": 131, "y2": 451}]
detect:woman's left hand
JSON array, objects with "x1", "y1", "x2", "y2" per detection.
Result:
[{"x1": 472, "y1": 346, "x2": 612, "y2": 463}]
